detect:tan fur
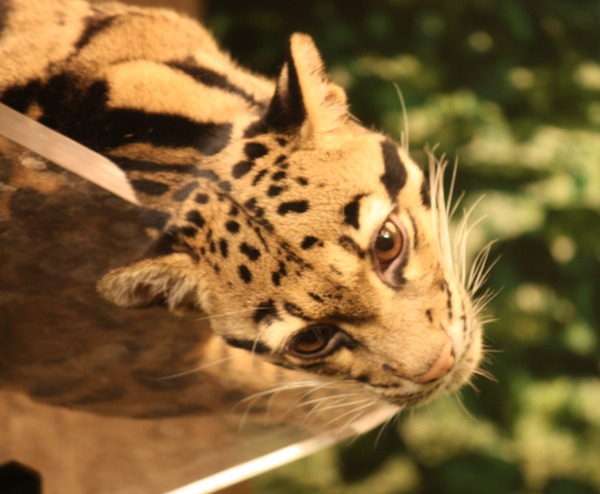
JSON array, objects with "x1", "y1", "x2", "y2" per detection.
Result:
[{"x1": 0, "y1": 0, "x2": 487, "y2": 418}]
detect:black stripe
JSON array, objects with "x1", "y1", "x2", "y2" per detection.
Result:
[
  {"x1": 338, "y1": 235, "x2": 365, "y2": 258},
  {"x1": 112, "y1": 156, "x2": 195, "y2": 175},
  {"x1": 283, "y1": 301, "x2": 310, "y2": 320},
  {"x1": 37, "y1": 76, "x2": 232, "y2": 156},
  {"x1": 131, "y1": 179, "x2": 169, "y2": 196},
  {"x1": 168, "y1": 62, "x2": 265, "y2": 109},
  {"x1": 420, "y1": 177, "x2": 431, "y2": 208},
  {"x1": 380, "y1": 139, "x2": 407, "y2": 200},
  {"x1": 172, "y1": 181, "x2": 199, "y2": 202},
  {"x1": 75, "y1": 14, "x2": 117, "y2": 50},
  {"x1": 252, "y1": 169, "x2": 268, "y2": 185},
  {"x1": 407, "y1": 211, "x2": 419, "y2": 249}
]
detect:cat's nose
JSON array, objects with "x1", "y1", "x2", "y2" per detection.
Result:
[{"x1": 415, "y1": 340, "x2": 455, "y2": 383}]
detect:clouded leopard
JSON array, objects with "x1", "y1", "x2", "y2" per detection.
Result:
[{"x1": 0, "y1": 0, "x2": 489, "y2": 420}]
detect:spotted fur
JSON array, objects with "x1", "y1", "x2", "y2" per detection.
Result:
[{"x1": 0, "y1": 0, "x2": 487, "y2": 414}]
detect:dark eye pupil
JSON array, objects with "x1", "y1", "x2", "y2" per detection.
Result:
[{"x1": 375, "y1": 229, "x2": 395, "y2": 251}]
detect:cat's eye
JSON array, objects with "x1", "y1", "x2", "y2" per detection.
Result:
[
  {"x1": 372, "y1": 217, "x2": 405, "y2": 270},
  {"x1": 287, "y1": 324, "x2": 343, "y2": 358}
]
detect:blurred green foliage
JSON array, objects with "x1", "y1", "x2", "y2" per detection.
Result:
[{"x1": 206, "y1": 1, "x2": 600, "y2": 492}]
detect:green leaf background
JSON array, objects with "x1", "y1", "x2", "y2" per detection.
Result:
[{"x1": 207, "y1": 1, "x2": 600, "y2": 492}]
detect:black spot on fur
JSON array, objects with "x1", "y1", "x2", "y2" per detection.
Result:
[
  {"x1": 380, "y1": 139, "x2": 407, "y2": 200},
  {"x1": 195, "y1": 193, "x2": 210, "y2": 204},
  {"x1": 240, "y1": 242, "x2": 261, "y2": 261},
  {"x1": 238, "y1": 264, "x2": 252, "y2": 283},
  {"x1": 244, "y1": 198, "x2": 257, "y2": 210},
  {"x1": 245, "y1": 142, "x2": 268, "y2": 160},
  {"x1": 172, "y1": 181, "x2": 198, "y2": 202},
  {"x1": 276, "y1": 137, "x2": 287, "y2": 146},
  {"x1": 271, "y1": 261, "x2": 288, "y2": 286},
  {"x1": 193, "y1": 169, "x2": 220, "y2": 182},
  {"x1": 420, "y1": 177, "x2": 431, "y2": 208},
  {"x1": 343, "y1": 195, "x2": 363, "y2": 229},
  {"x1": 131, "y1": 179, "x2": 169, "y2": 196},
  {"x1": 186, "y1": 210, "x2": 205, "y2": 228},
  {"x1": 219, "y1": 239, "x2": 229, "y2": 258},
  {"x1": 268, "y1": 185, "x2": 284, "y2": 197},
  {"x1": 271, "y1": 271, "x2": 281, "y2": 286},
  {"x1": 308, "y1": 292, "x2": 324, "y2": 303},
  {"x1": 339, "y1": 235, "x2": 365, "y2": 258},
  {"x1": 252, "y1": 169, "x2": 268, "y2": 185},
  {"x1": 252, "y1": 299, "x2": 278, "y2": 324},
  {"x1": 426, "y1": 309, "x2": 433, "y2": 323},
  {"x1": 218, "y1": 180, "x2": 232, "y2": 192},
  {"x1": 278, "y1": 200, "x2": 309, "y2": 215},
  {"x1": 228, "y1": 205, "x2": 239, "y2": 216},
  {"x1": 283, "y1": 301, "x2": 309, "y2": 320},
  {"x1": 272, "y1": 171, "x2": 287, "y2": 181},
  {"x1": 296, "y1": 177, "x2": 309, "y2": 186},
  {"x1": 232, "y1": 160, "x2": 254, "y2": 179},
  {"x1": 226, "y1": 220, "x2": 240, "y2": 233},
  {"x1": 224, "y1": 337, "x2": 271, "y2": 355},
  {"x1": 75, "y1": 14, "x2": 117, "y2": 49},
  {"x1": 301, "y1": 236, "x2": 319, "y2": 250}
]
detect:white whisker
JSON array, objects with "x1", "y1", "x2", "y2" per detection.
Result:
[{"x1": 157, "y1": 356, "x2": 235, "y2": 380}]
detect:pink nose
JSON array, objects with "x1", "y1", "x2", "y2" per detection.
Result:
[{"x1": 415, "y1": 340, "x2": 455, "y2": 383}]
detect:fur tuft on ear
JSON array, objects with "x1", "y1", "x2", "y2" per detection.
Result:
[
  {"x1": 97, "y1": 253, "x2": 201, "y2": 313},
  {"x1": 265, "y1": 33, "x2": 348, "y2": 136}
]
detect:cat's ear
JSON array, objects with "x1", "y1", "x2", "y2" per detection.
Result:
[
  {"x1": 97, "y1": 252, "x2": 201, "y2": 313},
  {"x1": 265, "y1": 33, "x2": 348, "y2": 136}
]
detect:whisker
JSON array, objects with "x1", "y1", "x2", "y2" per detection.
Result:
[
  {"x1": 157, "y1": 356, "x2": 235, "y2": 380},
  {"x1": 393, "y1": 83, "x2": 410, "y2": 153},
  {"x1": 193, "y1": 307, "x2": 261, "y2": 323}
]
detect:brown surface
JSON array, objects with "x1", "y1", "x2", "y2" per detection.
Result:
[{"x1": 0, "y1": 391, "x2": 258, "y2": 494}]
